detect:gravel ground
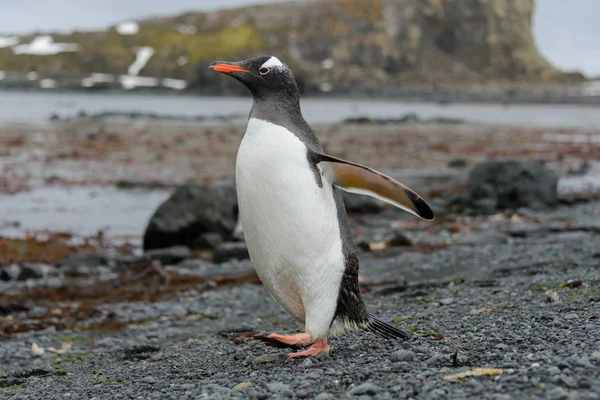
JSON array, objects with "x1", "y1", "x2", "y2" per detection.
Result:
[{"x1": 1, "y1": 202, "x2": 599, "y2": 399}]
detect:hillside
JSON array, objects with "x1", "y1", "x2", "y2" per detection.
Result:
[{"x1": 0, "y1": 0, "x2": 581, "y2": 94}]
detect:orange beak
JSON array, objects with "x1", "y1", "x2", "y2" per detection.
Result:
[{"x1": 209, "y1": 63, "x2": 250, "y2": 74}]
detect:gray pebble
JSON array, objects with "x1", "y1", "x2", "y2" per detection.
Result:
[
  {"x1": 252, "y1": 354, "x2": 280, "y2": 366},
  {"x1": 564, "y1": 313, "x2": 579, "y2": 320},
  {"x1": 391, "y1": 350, "x2": 414, "y2": 362},
  {"x1": 267, "y1": 382, "x2": 293, "y2": 398},
  {"x1": 302, "y1": 358, "x2": 315, "y2": 368},
  {"x1": 548, "y1": 366, "x2": 561, "y2": 375},
  {"x1": 547, "y1": 387, "x2": 569, "y2": 400},
  {"x1": 315, "y1": 393, "x2": 335, "y2": 400},
  {"x1": 439, "y1": 298, "x2": 454, "y2": 305},
  {"x1": 142, "y1": 376, "x2": 157, "y2": 384},
  {"x1": 296, "y1": 389, "x2": 309, "y2": 399},
  {"x1": 426, "y1": 354, "x2": 444, "y2": 366},
  {"x1": 349, "y1": 382, "x2": 381, "y2": 396},
  {"x1": 576, "y1": 357, "x2": 594, "y2": 369}
]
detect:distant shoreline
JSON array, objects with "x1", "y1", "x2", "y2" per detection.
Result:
[{"x1": 1, "y1": 86, "x2": 600, "y2": 106}]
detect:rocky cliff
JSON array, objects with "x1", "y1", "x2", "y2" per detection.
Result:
[{"x1": 0, "y1": 0, "x2": 575, "y2": 94}]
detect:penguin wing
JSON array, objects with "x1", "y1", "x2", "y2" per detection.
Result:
[{"x1": 314, "y1": 153, "x2": 434, "y2": 221}]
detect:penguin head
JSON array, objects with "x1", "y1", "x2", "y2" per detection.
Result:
[{"x1": 209, "y1": 55, "x2": 299, "y2": 101}]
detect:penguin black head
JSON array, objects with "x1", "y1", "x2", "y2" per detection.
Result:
[{"x1": 209, "y1": 55, "x2": 299, "y2": 102}]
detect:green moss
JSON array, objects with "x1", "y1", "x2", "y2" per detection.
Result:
[
  {"x1": 1, "y1": 385, "x2": 23, "y2": 391},
  {"x1": 191, "y1": 314, "x2": 218, "y2": 322},
  {"x1": 60, "y1": 335, "x2": 83, "y2": 342},
  {"x1": 408, "y1": 326, "x2": 416, "y2": 332},
  {"x1": 393, "y1": 316, "x2": 410, "y2": 322},
  {"x1": 93, "y1": 379, "x2": 127, "y2": 385},
  {"x1": 56, "y1": 370, "x2": 67, "y2": 376},
  {"x1": 0, "y1": 373, "x2": 7, "y2": 378},
  {"x1": 52, "y1": 359, "x2": 61, "y2": 365}
]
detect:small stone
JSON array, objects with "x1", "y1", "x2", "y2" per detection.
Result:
[
  {"x1": 495, "y1": 343, "x2": 509, "y2": 351},
  {"x1": 557, "y1": 361, "x2": 571, "y2": 370},
  {"x1": 547, "y1": 387, "x2": 569, "y2": 400},
  {"x1": 591, "y1": 351, "x2": 600, "y2": 360},
  {"x1": 439, "y1": 298, "x2": 454, "y2": 305},
  {"x1": 531, "y1": 363, "x2": 540, "y2": 368},
  {"x1": 426, "y1": 355, "x2": 443, "y2": 366},
  {"x1": 578, "y1": 378, "x2": 592, "y2": 389},
  {"x1": 467, "y1": 378, "x2": 484, "y2": 394},
  {"x1": 18, "y1": 265, "x2": 43, "y2": 281},
  {"x1": 142, "y1": 376, "x2": 156, "y2": 384},
  {"x1": 296, "y1": 389, "x2": 309, "y2": 399},
  {"x1": 252, "y1": 354, "x2": 280, "y2": 366},
  {"x1": 315, "y1": 393, "x2": 335, "y2": 400},
  {"x1": 547, "y1": 366, "x2": 561, "y2": 375},
  {"x1": 179, "y1": 383, "x2": 195, "y2": 390},
  {"x1": 563, "y1": 313, "x2": 579, "y2": 320},
  {"x1": 213, "y1": 242, "x2": 250, "y2": 263},
  {"x1": 233, "y1": 382, "x2": 252, "y2": 390},
  {"x1": 560, "y1": 374, "x2": 577, "y2": 388},
  {"x1": 576, "y1": 357, "x2": 593, "y2": 368},
  {"x1": 414, "y1": 346, "x2": 430, "y2": 354},
  {"x1": 390, "y1": 350, "x2": 414, "y2": 362},
  {"x1": 302, "y1": 358, "x2": 315, "y2": 368},
  {"x1": 267, "y1": 382, "x2": 293, "y2": 397},
  {"x1": 348, "y1": 382, "x2": 381, "y2": 396},
  {"x1": 316, "y1": 351, "x2": 330, "y2": 360}
]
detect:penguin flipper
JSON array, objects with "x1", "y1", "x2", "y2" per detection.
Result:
[{"x1": 315, "y1": 153, "x2": 434, "y2": 221}]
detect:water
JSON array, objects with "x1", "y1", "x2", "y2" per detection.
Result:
[
  {"x1": 1, "y1": 91, "x2": 599, "y2": 129},
  {"x1": 0, "y1": 186, "x2": 172, "y2": 245}
]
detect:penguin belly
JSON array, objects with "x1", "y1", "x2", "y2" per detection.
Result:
[{"x1": 235, "y1": 118, "x2": 345, "y2": 339}]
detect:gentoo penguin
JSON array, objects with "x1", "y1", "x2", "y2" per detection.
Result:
[{"x1": 209, "y1": 55, "x2": 434, "y2": 358}]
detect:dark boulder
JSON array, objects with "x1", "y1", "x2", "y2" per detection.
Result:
[
  {"x1": 466, "y1": 159, "x2": 558, "y2": 212},
  {"x1": 143, "y1": 183, "x2": 237, "y2": 251},
  {"x1": 144, "y1": 246, "x2": 192, "y2": 265},
  {"x1": 213, "y1": 242, "x2": 250, "y2": 264}
]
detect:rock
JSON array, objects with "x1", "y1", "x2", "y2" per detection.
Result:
[
  {"x1": 252, "y1": 354, "x2": 280, "y2": 366},
  {"x1": 563, "y1": 313, "x2": 579, "y2": 320},
  {"x1": 191, "y1": 232, "x2": 224, "y2": 250},
  {"x1": 144, "y1": 246, "x2": 191, "y2": 265},
  {"x1": 17, "y1": 265, "x2": 44, "y2": 281},
  {"x1": 547, "y1": 387, "x2": 569, "y2": 400},
  {"x1": 439, "y1": 298, "x2": 454, "y2": 305},
  {"x1": 233, "y1": 382, "x2": 252, "y2": 390},
  {"x1": 302, "y1": 358, "x2": 315, "y2": 368},
  {"x1": 143, "y1": 183, "x2": 237, "y2": 251},
  {"x1": 466, "y1": 159, "x2": 558, "y2": 212},
  {"x1": 296, "y1": 389, "x2": 309, "y2": 399},
  {"x1": 448, "y1": 158, "x2": 467, "y2": 168},
  {"x1": 547, "y1": 366, "x2": 561, "y2": 376},
  {"x1": 591, "y1": 351, "x2": 600, "y2": 360},
  {"x1": 315, "y1": 393, "x2": 336, "y2": 400},
  {"x1": 576, "y1": 356, "x2": 594, "y2": 369},
  {"x1": 390, "y1": 350, "x2": 415, "y2": 362},
  {"x1": 425, "y1": 355, "x2": 444, "y2": 366},
  {"x1": 142, "y1": 376, "x2": 156, "y2": 384},
  {"x1": 267, "y1": 382, "x2": 293, "y2": 397},
  {"x1": 213, "y1": 242, "x2": 250, "y2": 264},
  {"x1": 357, "y1": 230, "x2": 412, "y2": 251},
  {"x1": 0, "y1": 269, "x2": 13, "y2": 281},
  {"x1": 55, "y1": 253, "x2": 108, "y2": 268},
  {"x1": 348, "y1": 382, "x2": 381, "y2": 396}
]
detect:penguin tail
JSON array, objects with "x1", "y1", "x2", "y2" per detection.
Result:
[{"x1": 364, "y1": 313, "x2": 411, "y2": 340}]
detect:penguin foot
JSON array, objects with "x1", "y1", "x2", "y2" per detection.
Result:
[
  {"x1": 253, "y1": 332, "x2": 313, "y2": 348},
  {"x1": 288, "y1": 338, "x2": 329, "y2": 359}
]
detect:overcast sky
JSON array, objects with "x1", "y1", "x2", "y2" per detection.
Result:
[{"x1": 1, "y1": 0, "x2": 598, "y2": 77}]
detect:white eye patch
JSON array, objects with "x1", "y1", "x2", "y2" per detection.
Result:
[{"x1": 260, "y1": 56, "x2": 284, "y2": 70}]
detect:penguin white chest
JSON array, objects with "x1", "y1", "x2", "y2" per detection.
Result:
[{"x1": 235, "y1": 118, "x2": 344, "y2": 336}]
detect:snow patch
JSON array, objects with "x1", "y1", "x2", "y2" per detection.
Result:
[
  {"x1": 0, "y1": 71, "x2": 6, "y2": 80},
  {"x1": 322, "y1": 58, "x2": 335, "y2": 69},
  {"x1": 319, "y1": 82, "x2": 333, "y2": 92},
  {"x1": 161, "y1": 78, "x2": 187, "y2": 90},
  {"x1": 128, "y1": 46, "x2": 154, "y2": 76},
  {"x1": 12, "y1": 36, "x2": 78, "y2": 55},
  {"x1": 582, "y1": 80, "x2": 600, "y2": 96},
  {"x1": 116, "y1": 21, "x2": 139, "y2": 35},
  {"x1": 0, "y1": 36, "x2": 18, "y2": 48},
  {"x1": 176, "y1": 55, "x2": 189, "y2": 66},
  {"x1": 27, "y1": 71, "x2": 38, "y2": 81},
  {"x1": 119, "y1": 75, "x2": 159, "y2": 90},
  {"x1": 39, "y1": 79, "x2": 57, "y2": 89}
]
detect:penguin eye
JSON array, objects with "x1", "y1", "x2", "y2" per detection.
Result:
[{"x1": 259, "y1": 67, "x2": 270, "y2": 76}]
